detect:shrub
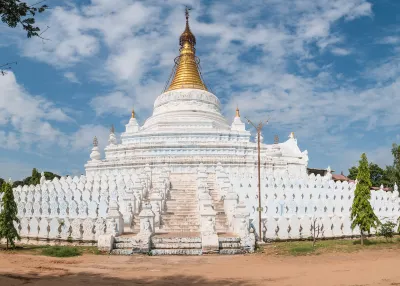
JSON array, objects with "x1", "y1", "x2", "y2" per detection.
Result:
[
  {"x1": 378, "y1": 221, "x2": 396, "y2": 242},
  {"x1": 41, "y1": 246, "x2": 81, "y2": 257}
]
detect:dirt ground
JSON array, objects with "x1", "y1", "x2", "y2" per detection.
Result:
[{"x1": 0, "y1": 249, "x2": 399, "y2": 286}]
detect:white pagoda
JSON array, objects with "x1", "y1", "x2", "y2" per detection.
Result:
[{"x1": 85, "y1": 11, "x2": 308, "y2": 179}]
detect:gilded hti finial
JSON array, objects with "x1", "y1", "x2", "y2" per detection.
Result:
[
  {"x1": 274, "y1": 135, "x2": 279, "y2": 144},
  {"x1": 289, "y1": 132, "x2": 295, "y2": 139},
  {"x1": 166, "y1": 7, "x2": 207, "y2": 92},
  {"x1": 235, "y1": 106, "x2": 240, "y2": 118},
  {"x1": 185, "y1": 6, "x2": 190, "y2": 22},
  {"x1": 93, "y1": 136, "x2": 98, "y2": 147},
  {"x1": 110, "y1": 124, "x2": 115, "y2": 134},
  {"x1": 131, "y1": 108, "x2": 135, "y2": 118}
]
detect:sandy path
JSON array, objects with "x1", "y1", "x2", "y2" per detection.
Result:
[{"x1": 0, "y1": 249, "x2": 400, "y2": 285}]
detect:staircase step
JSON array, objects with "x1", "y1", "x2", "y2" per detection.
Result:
[
  {"x1": 219, "y1": 242, "x2": 241, "y2": 248},
  {"x1": 160, "y1": 228, "x2": 200, "y2": 232},
  {"x1": 114, "y1": 242, "x2": 135, "y2": 249},
  {"x1": 152, "y1": 242, "x2": 202, "y2": 249},
  {"x1": 150, "y1": 249, "x2": 202, "y2": 255},
  {"x1": 219, "y1": 249, "x2": 246, "y2": 255},
  {"x1": 162, "y1": 219, "x2": 199, "y2": 223},
  {"x1": 111, "y1": 249, "x2": 134, "y2": 255},
  {"x1": 152, "y1": 236, "x2": 201, "y2": 243}
]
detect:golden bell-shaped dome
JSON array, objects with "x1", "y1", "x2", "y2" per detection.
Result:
[{"x1": 166, "y1": 8, "x2": 207, "y2": 92}]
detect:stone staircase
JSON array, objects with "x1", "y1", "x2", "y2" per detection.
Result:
[
  {"x1": 109, "y1": 172, "x2": 249, "y2": 255},
  {"x1": 111, "y1": 235, "x2": 147, "y2": 255},
  {"x1": 161, "y1": 174, "x2": 200, "y2": 232},
  {"x1": 150, "y1": 233, "x2": 202, "y2": 255},
  {"x1": 218, "y1": 234, "x2": 245, "y2": 255},
  {"x1": 207, "y1": 174, "x2": 230, "y2": 233}
]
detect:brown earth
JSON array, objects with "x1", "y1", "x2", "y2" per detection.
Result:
[{"x1": 0, "y1": 249, "x2": 399, "y2": 286}]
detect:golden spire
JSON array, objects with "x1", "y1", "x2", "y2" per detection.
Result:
[
  {"x1": 166, "y1": 7, "x2": 207, "y2": 92},
  {"x1": 235, "y1": 106, "x2": 240, "y2": 117},
  {"x1": 131, "y1": 108, "x2": 135, "y2": 118}
]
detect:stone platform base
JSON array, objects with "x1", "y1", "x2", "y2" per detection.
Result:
[{"x1": 109, "y1": 232, "x2": 248, "y2": 256}]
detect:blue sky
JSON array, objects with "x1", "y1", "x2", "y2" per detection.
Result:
[{"x1": 1, "y1": 0, "x2": 400, "y2": 180}]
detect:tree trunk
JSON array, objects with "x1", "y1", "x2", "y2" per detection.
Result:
[
  {"x1": 360, "y1": 231, "x2": 364, "y2": 246},
  {"x1": 6, "y1": 239, "x2": 9, "y2": 250}
]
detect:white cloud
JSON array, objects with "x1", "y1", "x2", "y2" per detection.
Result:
[
  {"x1": 331, "y1": 47, "x2": 351, "y2": 56},
  {"x1": 64, "y1": 72, "x2": 80, "y2": 84},
  {"x1": 90, "y1": 91, "x2": 135, "y2": 116},
  {"x1": 22, "y1": 6, "x2": 100, "y2": 67},
  {"x1": 0, "y1": 72, "x2": 71, "y2": 149},
  {"x1": 379, "y1": 36, "x2": 400, "y2": 45},
  {"x1": 69, "y1": 124, "x2": 110, "y2": 151},
  {"x1": 366, "y1": 57, "x2": 400, "y2": 83}
]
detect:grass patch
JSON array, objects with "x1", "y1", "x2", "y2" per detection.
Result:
[
  {"x1": 289, "y1": 245, "x2": 316, "y2": 256},
  {"x1": 0, "y1": 244, "x2": 104, "y2": 256},
  {"x1": 41, "y1": 246, "x2": 82, "y2": 257},
  {"x1": 263, "y1": 236, "x2": 400, "y2": 256}
]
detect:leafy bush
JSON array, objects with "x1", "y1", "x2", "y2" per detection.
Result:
[
  {"x1": 41, "y1": 246, "x2": 81, "y2": 257},
  {"x1": 378, "y1": 221, "x2": 396, "y2": 242}
]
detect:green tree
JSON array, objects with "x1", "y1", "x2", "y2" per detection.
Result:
[
  {"x1": 389, "y1": 143, "x2": 400, "y2": 187},
  {"x1": 28, "y1": 168, "x2": 41, "y2": 185},
  {"x1": 0, "y1": 178, "x2": 4, "y2": 191},
  {"x1": 9, "y1": 169, "x2": 60, "y2": 188},
  {"x1": 369, "y1": 163, "x2": 385, "y2": 187},
  {"x1": 351, "y1": 153, "x2": 380, "y2": 246},
  {"x1": 1, "y1": 0, "x2": 48, "y2": 38},
  {"x1": 348, "y1": 166, "x2": 358, "y2": 181},
  {"x1": 347, "y1": 163, "x2": 385, "y2": 187},
  {"x1": 44, "y1": 171, "x2": 60, "y2": 181},
  {"x1": 0, "y1": 180, "x2": 20, "y2": 249},
  {"x1": 378, "y1": 144, "x2": 400, "y2": 189}
]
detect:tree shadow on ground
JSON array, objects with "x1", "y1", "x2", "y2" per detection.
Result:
[{"x1": 0, "y1": 272, "x2": 257, "y2": 286}]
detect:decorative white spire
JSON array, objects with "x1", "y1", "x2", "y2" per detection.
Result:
[
  {"x1": 108, "y1": 124, "x2": 117, "y2": 145},
  {"x1": 93, "y1": 136, "x2": 98, "y2": 147},
  {"x1": 90, "y1": 136, "x2": 101, "y2": 161},
  {"x1": 231, "y1": 106, "x2": 246, "y2": 132},
  {"x1": 125, "y1": 108, "x2": 140, "y2": 133},
  {"x1": 326, "y1": 166, "x2": 332, "y2": 180},
  {"x1": 40, "y1": 172, "x2": 46, "y2": 185}
]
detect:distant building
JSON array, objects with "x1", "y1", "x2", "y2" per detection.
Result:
[{"x1": 307, "y1": 168, "x2": 353, "y2": 182}]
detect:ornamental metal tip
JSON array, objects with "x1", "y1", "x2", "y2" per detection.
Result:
[
  {"x1": 110, "y1": 124, "x2": 115, "y2": 134},
  {"x1": 289, "y1": 132, "x2": 295, "y2": 139},
  {"x1": 131, "y1": 108, "x2": 135, "y2": 118},
  {"x1": 185, "y1": 6, "x2": 191, "y2": 22},
  {"x1": 93, "y1": 136, "x2": 98, "y2": 147},
  {"x1": 274, "y1": 135, "x2": 279, "y2": 144},
  {"x1": 235, "y1": 106, "x2": 240, "y2": 118}
]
